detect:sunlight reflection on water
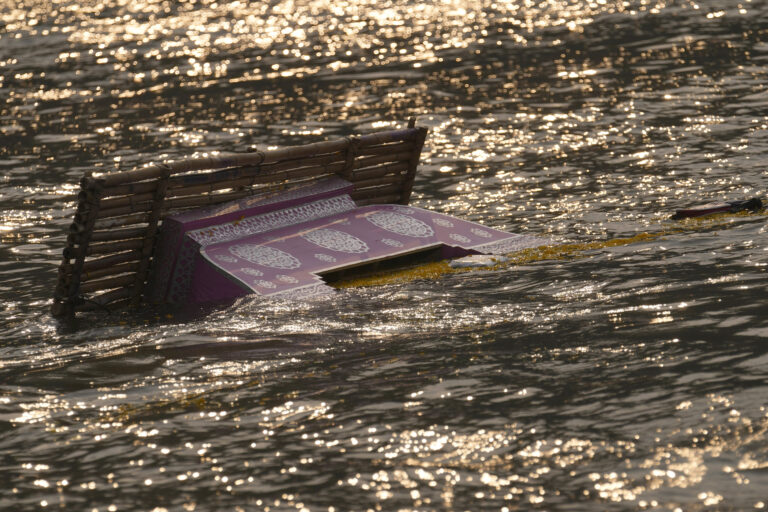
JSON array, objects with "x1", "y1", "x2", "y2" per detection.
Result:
[{"x1": 2, "y1": 0, "x2": 768, "y2": 509}]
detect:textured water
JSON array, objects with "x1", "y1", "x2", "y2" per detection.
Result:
[{"x1": 2, "y1": 0, "x2": 768, "y2": 510}]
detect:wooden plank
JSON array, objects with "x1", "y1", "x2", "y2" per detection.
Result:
[
  {"x1": 80, "y1": 274, "x2": 136, "y2": 294},
  {"x1": 353, "y1": 174, "x2": 403, "y2": 190},
  {"x1": 356, "y1": 141, "x2": 413, "y2": 158},
  {"x1": 82, "y1": 250, "x2": 143, "y2": 272},
  {"x1": 88, "y1": 238, "x2": 145, "y2": 256},
  {"x1": 89, "y1": 226, "x2": 148, "y2": 243},
  {"x1": 350, "y1": 183, "x2": 403, "y2": 201},
  {"x1": 93, "y1": 212, "x2": 150, "y2": 229},
  {"x1": 353, "y1": 150, "x2": 412, "y2": 170},
  {"x1": 353, "y1": 161, "x2": 409, "y2": 182},
  {"x1": 98, "y1": 191, "x2": 155, "y2": 212},
  {"x1": 81, "y1": 261, "x2": 139, "y2": 282},
  {"x1": 357, "y1": 128, "x2": 419, "y2": 148},
  {"x1": 88, "y1": 287, "x2": 134, "y2": 306}
]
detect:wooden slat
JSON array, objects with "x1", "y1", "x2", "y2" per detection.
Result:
[
  {"x1": 163, "y1": 189, "x2": 257, "y2": 211},
  {"x1": 356, "y1": 141, "x2": 414, "y2": 157},
  {"x1": 80, "y1": 274, "x2": 136, "y2": 294},
  {"x1": 88, "y1": 238, "x2": 145, "y2": 256},
  {"x1": 350, "y1": 183, "x2": 403, "y2": 201},
  {"x1": 82, "y1": 261, "x2": 139, "y2": 282},
  {"x1": 100, "y1": 180, "x2": 157, "y2": 199},
  {"x1": 96, "y1": 202, "x2": 154, "y2": 220},
  {"x1": 353, "y1": 161, "x2": 409, "y2": 182},
  {"x1": 93, "y1": 212, "x2": 150, "y2": 230},
  {"x1": 89, "y1": 287, "x2": 134, "y2": 306},
  {"x1": 353, "y1": 150, "x2": 412, "y2": 170},
  {"x1": 353, "y1": 174, "x2": 404, "y2": 190},
  {"x1": 82, "y1": 250, "x2": 143, "y2": 272},
  {"x1": 357, "y1": 129, "x2": 417, "y2": 148},
  {"x1": 98, "y1": 191, "x2": 156, "y2": 212},
  {"x1": 89, "y1": 226, "x2": 147, "y2": 243}
]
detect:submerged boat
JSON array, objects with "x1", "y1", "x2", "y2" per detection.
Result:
[{"x1": 52, "y1": 122, "x2": 541, "y2": 319}]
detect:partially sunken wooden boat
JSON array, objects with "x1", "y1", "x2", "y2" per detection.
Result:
[{"x1": 52, "y1": 123, "x2": 541, "y2": 319}]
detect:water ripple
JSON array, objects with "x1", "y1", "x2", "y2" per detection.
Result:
[{"x1": 2, "y1": 0, "x2": 768, "y2": 509}]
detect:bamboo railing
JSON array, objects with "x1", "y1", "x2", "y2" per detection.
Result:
[{"x1": 52, "y1": 123, "x2": 428, "y2": 319}]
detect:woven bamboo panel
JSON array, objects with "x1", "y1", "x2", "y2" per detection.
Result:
[{"x1": 52, "y1": 126, "x2": 428, "y2": 318}]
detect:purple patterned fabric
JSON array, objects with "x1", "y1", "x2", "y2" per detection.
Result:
[
  {"x1": 147, "y1": 176, "x2": 355, "y2": 304},
  {"x1": 197, "y1": 204, "x2": 543, "y2": 303}
]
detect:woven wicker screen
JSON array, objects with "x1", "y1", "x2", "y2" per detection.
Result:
[{"x1": 52, "y1": 125, "x2": 428, "y2": 318}]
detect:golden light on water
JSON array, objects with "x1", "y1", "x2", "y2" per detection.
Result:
[
  {"x1": 2, "y1": 0, "x2": 768, "y2": 509},
  {"x1": 1, "y1": 0, "x2": 630, "y2": 112}
]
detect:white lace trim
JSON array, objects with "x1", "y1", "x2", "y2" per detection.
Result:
[{"x1": 189, "y1": 195, "x2": 356, "y2": 247}]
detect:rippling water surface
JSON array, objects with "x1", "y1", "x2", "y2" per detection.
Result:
[{"x1": 2, "y1": 0, "x2": 768, "y2": 509}]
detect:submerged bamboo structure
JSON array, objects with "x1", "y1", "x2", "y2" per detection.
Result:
[{"x1": 52, "y1": 123, "x2": 428, "y2": 319}]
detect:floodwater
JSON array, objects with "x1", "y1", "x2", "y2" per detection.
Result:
[{"x1": 2, "y1": 0, "x2": 768, "y2": 509}]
